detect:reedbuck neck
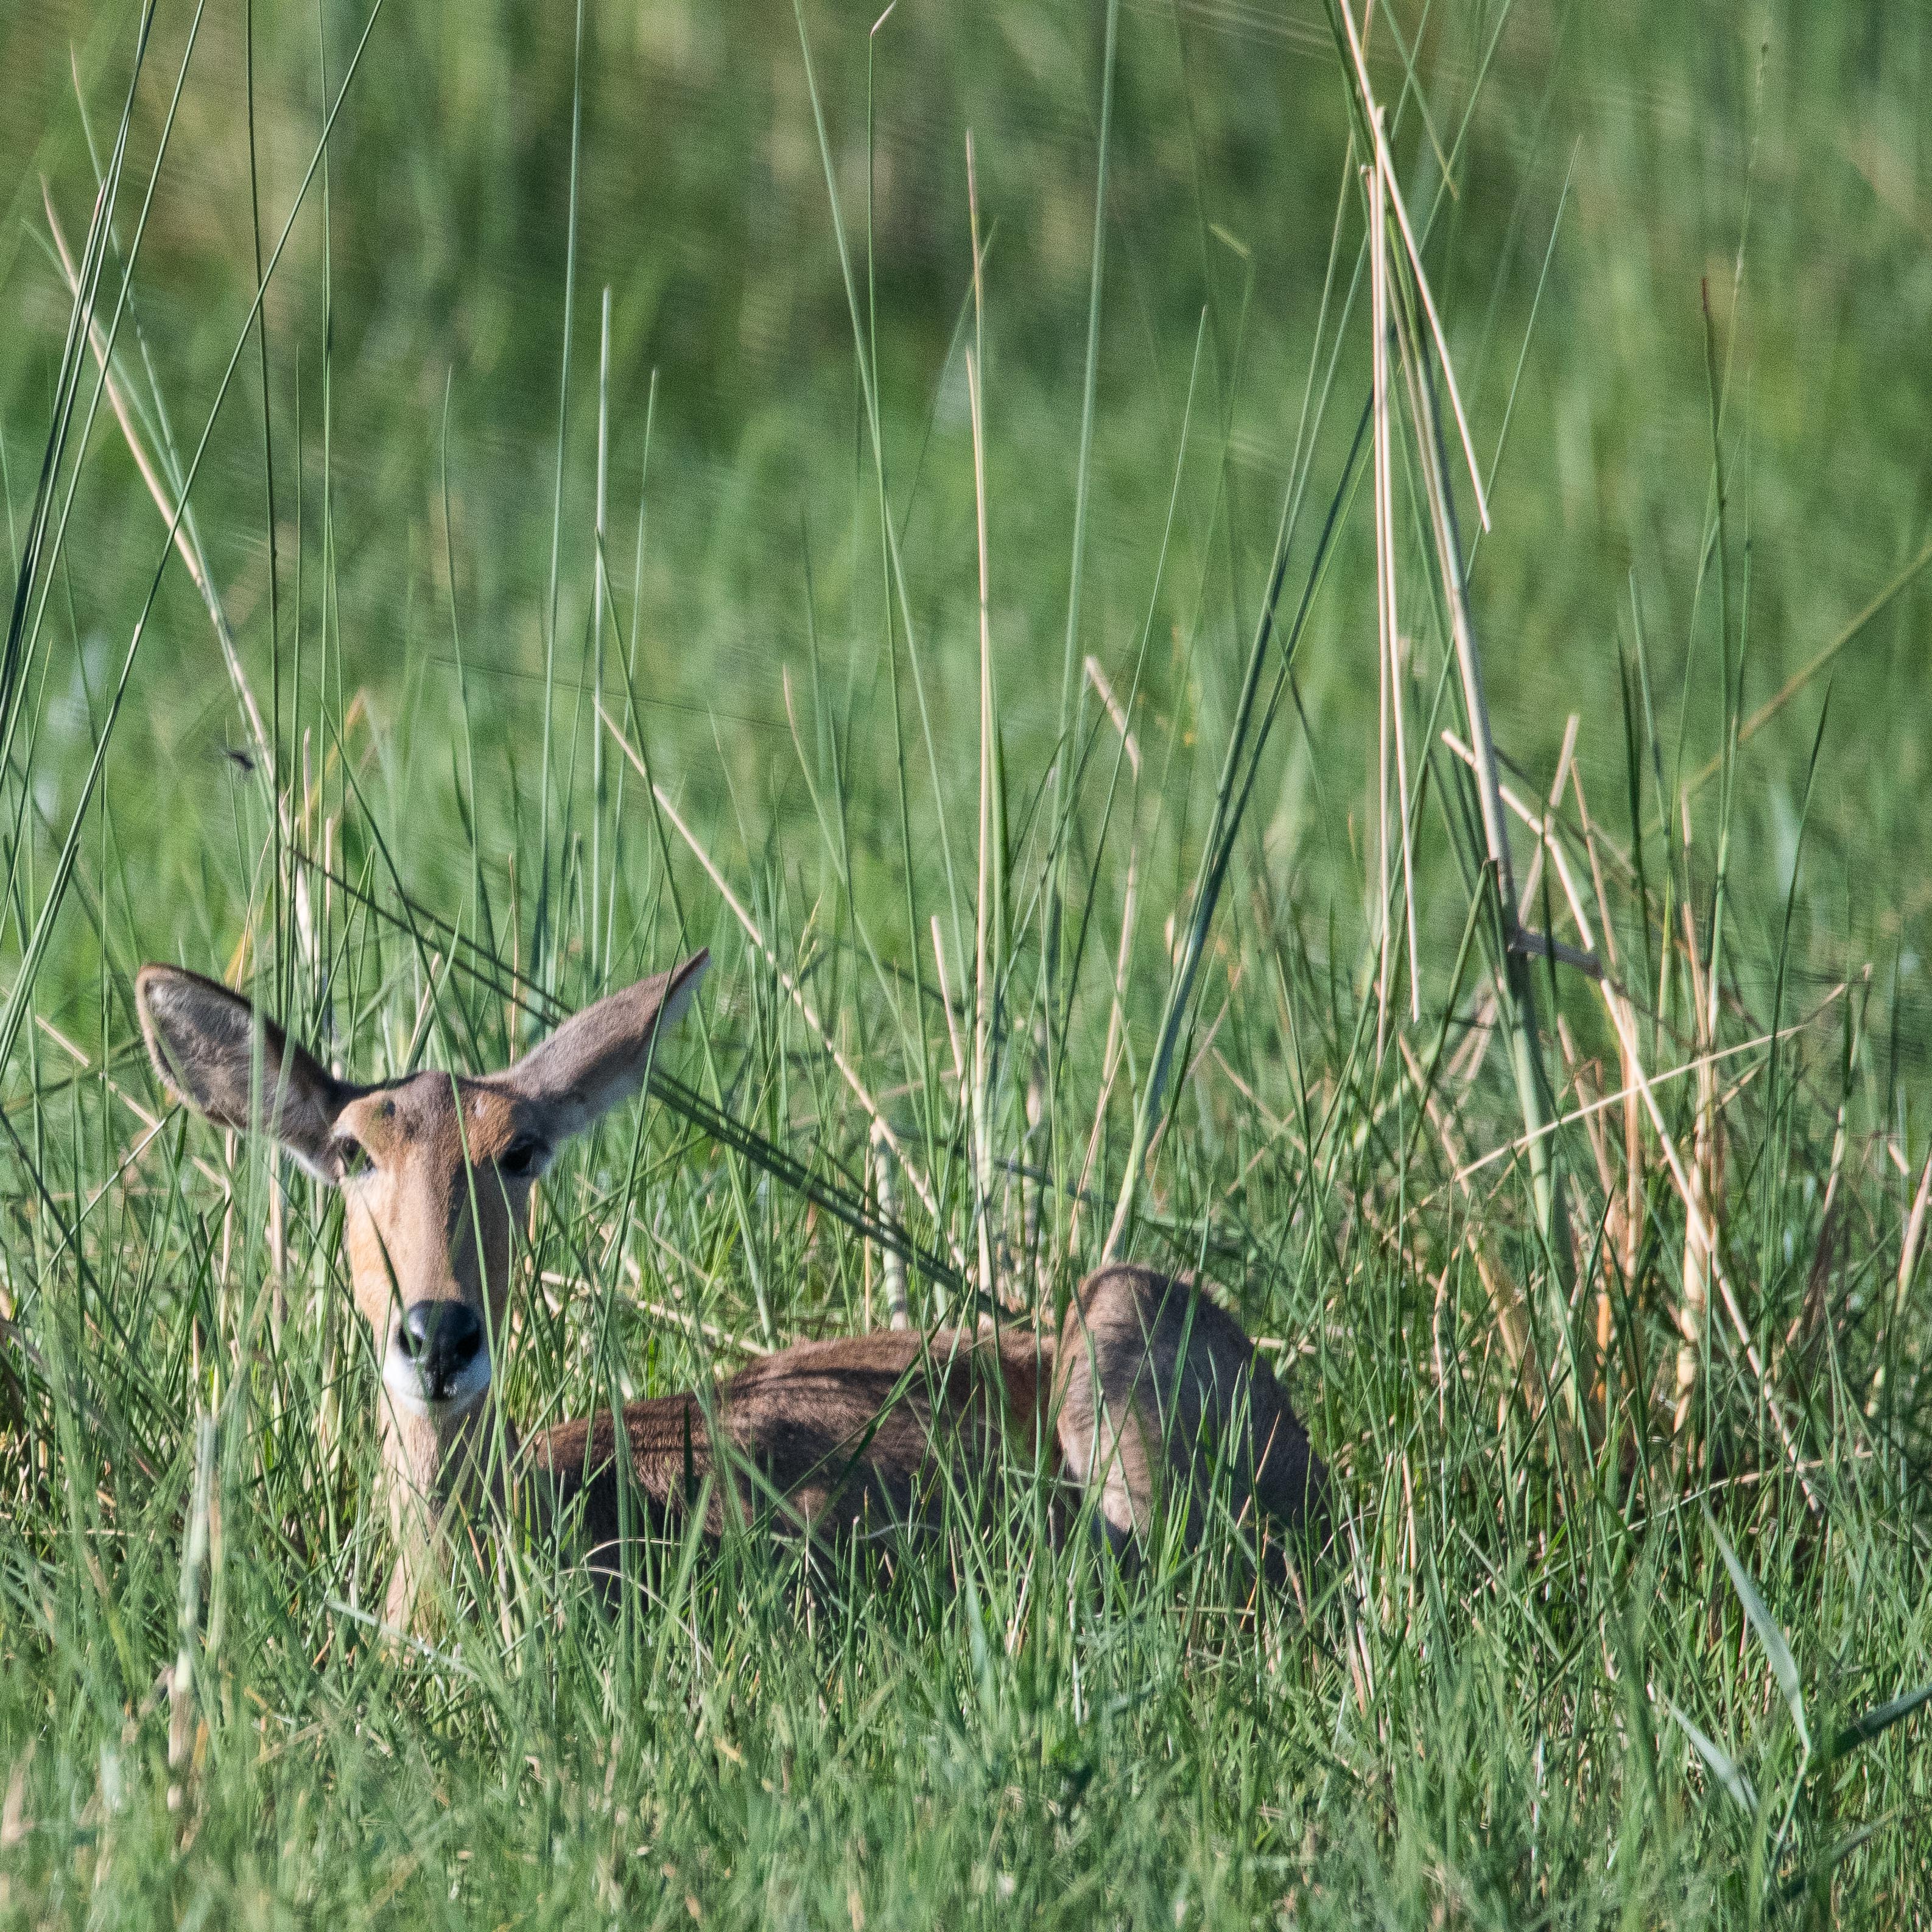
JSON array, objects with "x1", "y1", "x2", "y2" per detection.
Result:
[{"x1": 137, "y1": 952, "x2": 709, "y2": 1614}]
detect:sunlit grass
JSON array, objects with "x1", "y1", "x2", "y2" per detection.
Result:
[{"x1": 2, "y1": 1, "x2": 1931, "y2": 1923}]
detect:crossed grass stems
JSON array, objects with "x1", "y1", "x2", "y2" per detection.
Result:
[{"x1": 2, "y1": 0, "x2": 1931, "y2": 1909}]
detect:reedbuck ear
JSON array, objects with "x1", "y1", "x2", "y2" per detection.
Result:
[
  {"x1": 496, "y1": 950, "x2": 709, "y2": 1142},
  {"x1": 136, "y1": 964, "x2": 354, "y2": 1182}
]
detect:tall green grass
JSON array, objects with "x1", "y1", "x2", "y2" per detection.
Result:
[{"x1": 2, "y1": 0, "x2": 1931, "y2": 1922}]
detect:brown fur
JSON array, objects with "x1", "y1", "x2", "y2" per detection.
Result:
[
  {"x1": 1053, "y1": 1264, "x2": 1329, "y2": 1569},
  {"x1": 527, "y1": 1328, "x2": 1052, "y2": 1571},
  {"x1": 136, "y1": 957, "x2": 1327, "y2": 1626}
]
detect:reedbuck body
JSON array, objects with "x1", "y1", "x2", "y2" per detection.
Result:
[{"x1": 137, "y1": 954, "x2": 1327, "y2": 1624}]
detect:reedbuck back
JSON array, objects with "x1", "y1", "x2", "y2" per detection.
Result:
[{"x1": 138, "y1": 955, "x2": 1327, "y2": 1625}]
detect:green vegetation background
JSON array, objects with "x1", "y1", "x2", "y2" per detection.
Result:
[{"x1": 1, "y1": 0, "x2": 1930, "y2": 1923}]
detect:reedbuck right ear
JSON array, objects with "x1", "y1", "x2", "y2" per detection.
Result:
[
  {"x1": 136, "y1": 965, "x2": 354, "y2": 1182},
  {"x1": 494, "y1": 950, "x2": 709, "y2": 1143}
]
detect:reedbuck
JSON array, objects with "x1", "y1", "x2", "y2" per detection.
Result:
[{"x1": 136, "y1": 953, "x2": 1328, "y2": 1625}]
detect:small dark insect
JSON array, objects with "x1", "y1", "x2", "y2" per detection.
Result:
[{"x1": 220, "y1": 746, "x2": 258, "y2": 775}]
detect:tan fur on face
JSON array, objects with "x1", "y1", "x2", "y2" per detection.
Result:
[
  {"x1": 136, "y1": 952, "x2": 712, "y2": 1628},
  {"x1": 334, "y1": 1075, "x2": 543, "y2": 1567},
  {"x1": 336, "y1": 1075, "x2": 536, "y2": 1366}
]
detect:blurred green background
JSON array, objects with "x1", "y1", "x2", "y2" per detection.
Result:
[{"x1": 2, "y1": 0, "x2": 1928, "y2": 1017}]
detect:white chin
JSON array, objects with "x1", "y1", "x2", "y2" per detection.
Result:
[{"x1": 382, "y1": 1354, "x2": 493, "y2": 1419}]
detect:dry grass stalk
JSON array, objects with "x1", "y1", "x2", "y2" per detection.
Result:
[
  {"x1": 1897, "y1": 1148, "x2": 1932, "y2": 1319},
  {"x1": 600, "y1": 1258, "x2": 770, "y2": 1360},
  {"x1": 1445, "y1": 733, "x2": 1821, "y2": 1508},
  {"x1": 927, "y1": 916, "x2": 967, "y2": 1087},
  {"x1": 1398, "y1": 1036, "x2": 1545, "y2": 1418},
  {"x1": 597, "y1": 705, "x2": 964, "y2": 1274},
  {"x1": 1333, "y1": 0, "x2": 1490, "y2": 531},
  {"x1": 1784, "y1": 1077, "x2": 1851, "y2": 1360},
  {"x1": 1445, "y1": 989, "x2": 1496, "y2": 1091},
  {"x1": 1083, "y1": 656, "x2": 1140, "y2": 778},
  {"x1": 1516, "y1": 715, "x2": 1581, "y2": 922},
  {"x1": 167, "y1": 1415, "x2": 216, "y2": 1818},
  {"x1": 45, "y1": 195, "x2": 315, "y2": 969},
  {"x1": 1603, "y1": 949, "x2": 1816, "y2": 1509},
  {"x1": 871, "y1": 1122, "x2": 911, "y2": 1330},
  {"x1": 1672, "y1": 905, "x2": 1723, "y2": 1444},
  {"x1": 1441, "y1": 730, "x2": 1598, "y2": 969},
  {"x1": 1072, "y1": 791, "x2": 1140, "y2": 1259},
  {"x1": 1867, "y1": 1144, "x2": 1932, "y2": 1416},
  {"x1": 1568, "y1": 763, "x2": 1646, "y2": 1325},
  {"x1": 1366, "y1": 153, "x2": 1419, "y2": 1036},
  {"x1": 966, "y1": 340, "x2": 999, "y2": 1304},
  {"x1": 1556, "y1": 1017, "x2": 1622, "y2": 1422},
  {"x1": 30, "y1": 1011, "x2": 227, "y2": 1193}
]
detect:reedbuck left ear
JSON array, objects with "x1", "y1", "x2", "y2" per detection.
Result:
[
  {"x1": 493, "y1": 950, "x2": 709, "y2": 1142},
  {"x1": 136, "y1": 964, "x2": 356, "y2": 1181}
]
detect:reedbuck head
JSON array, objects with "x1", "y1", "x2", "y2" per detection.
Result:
[{"x1": 136, "y1": 954, "x2": 709, "y2": 1505}]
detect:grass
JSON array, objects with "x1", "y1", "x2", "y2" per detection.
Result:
[{"x1": 3, "y1": 0, "x2": 1932, "y2": 1921}]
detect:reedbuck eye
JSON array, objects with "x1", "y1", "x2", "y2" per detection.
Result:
[
  {"x1": 329, "y1": 1134, "x2": 371, "y2": 1181},
  {"x1": 497, "y1": 1139, "x2": 545, "y2": 1179}
]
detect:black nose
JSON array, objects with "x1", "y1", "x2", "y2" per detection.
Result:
[{"x1": 400, "y1": 1300, "x2": 484, "y2": 1398}]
